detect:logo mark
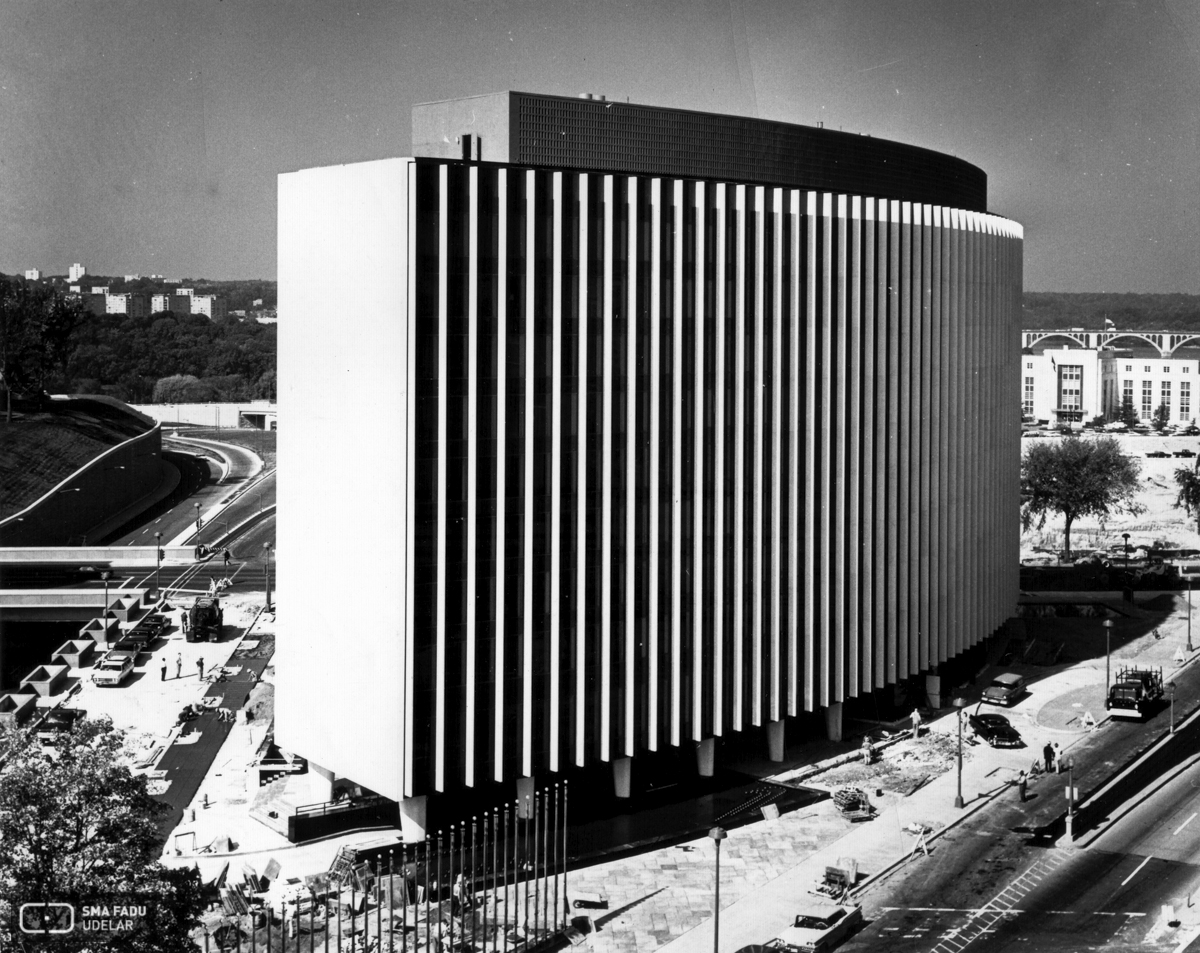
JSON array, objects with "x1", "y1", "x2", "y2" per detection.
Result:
[{"x1": 19, "y1": 902, "x2": 75, "y2": 934}]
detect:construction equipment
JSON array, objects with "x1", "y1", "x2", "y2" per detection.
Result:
[
  {"x1": 188, "y1": 596, "x2": 223, "y2": 643},
  {"x1": 808, "y1": 858, "x2": 858, "y2": 902},
  {"x1": 832, "y1": 787, "x2": 875, "y2": 822},
  {"x1": 1106, "y1": 665, "x2": 1164, "y2": 719}
]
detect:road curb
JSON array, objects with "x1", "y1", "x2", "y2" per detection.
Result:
[{"x1": 849, "y1": 778, "x2": 1014, "y2": 899}]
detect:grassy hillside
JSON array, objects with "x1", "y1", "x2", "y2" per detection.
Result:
[{"x1": 0, "y1": 397, "x2": 153, "y2": 519}]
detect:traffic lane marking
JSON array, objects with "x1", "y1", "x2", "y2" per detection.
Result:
[
  {"x1": 879, "y1": 908, "x2": 1146, "y2": 916},
  {"x1": 1173, "y1": 812, "x2": 1198, "y2": 836},
  {"x1": 1121, "y1": 855, "x2": 1154, "y2": 887}
]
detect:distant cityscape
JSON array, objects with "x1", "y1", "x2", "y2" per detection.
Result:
[{"x1": 18, "y1": 263, "x2": 277, "y2": 324}]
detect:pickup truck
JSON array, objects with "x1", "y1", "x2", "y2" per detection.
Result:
[{"x1": 92, "y1": 653, "x2": 135, "y2": 687}]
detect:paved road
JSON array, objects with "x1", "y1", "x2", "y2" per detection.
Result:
[{"x1": 847, "y1": 755, "x2": 1200, "y2": 951}]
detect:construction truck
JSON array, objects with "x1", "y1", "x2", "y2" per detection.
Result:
[
  {"x1": 1106, "y1": 665, "x2": 1164, "y2": 719},
  {"x1": 188, "y1": 596, "x2": 223, "y2": 643}
]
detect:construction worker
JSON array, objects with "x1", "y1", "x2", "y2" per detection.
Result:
[
  {"x1": 175, "y1": 653, "x2": 182, "y2": 679},
  {"x1": 180, "y1": 610, "x2": 189, "y2": 636},
  {"x1": 1017, "y1": 770, "x2": 1028, "y2": 802},
  {"x1": 161, "y1": 658, "x2": 167, "y2": 681},
  {"x1": 910, "y1": 708, "x2": 922, "y2": 741},
  {"x1": 197, "y1": 657, "x2": 205, "y2": 680}
]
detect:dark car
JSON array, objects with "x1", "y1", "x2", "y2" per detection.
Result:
[
  {"x1": 136, "y1": 613, "x2": 170, "y2": 638},
  {"x1": 1147, "y1": 451, "x2": 1170, "y2": 458},
  {"x1": 1176, "y1": 449, "x2": 1196, "y2": 458},
  {"x1": 36, "y1": 707, "x2": 87, "y2": 743},
  {"x1": 969, "y1": 712, "x2": 1023, "y2": 748}
]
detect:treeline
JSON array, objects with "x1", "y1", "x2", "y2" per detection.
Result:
[
  {"x1": 55, "y1": 309, "x2": 275, "y2": 404},
  {"x1": 1023, "y1": 292, "x2": 1200, "y2": 331}
]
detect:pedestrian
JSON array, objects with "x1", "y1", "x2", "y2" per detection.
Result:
[
  {"x1": 175, "y1": 653, "x2": 182, "y2": 679},
  {"x1": 180, "y1": 610, "x2": 188, "y2": 635},
  {"x1": 910, "y1": 708, "x2": 922, "y2": 741},
  {"x1": 1053, "y1": 742, "x2": 1064, "y2": 773},
  {"x1": 1017, "y1": 770, "x2": 1028, "y2": 802},
  {"x1": 861, "y1": 735, "x2": 874, "y2": 766},
  {"x1": 197, "y1": 657, "x2": 205, "y2": 680},
  {"x1": 160, "y1": 658, "x2": 167, "y2": 681},
  {"x1": 1043, "y1": 742, "x2": 1054, "y2": 773},
  {"x1": 223, "y1": 548, "x2": 231, "y2": 567}
]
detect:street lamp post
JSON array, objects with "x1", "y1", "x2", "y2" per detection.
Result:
[
  {"x1": 1189, "y1": 577, "x2": 1194, "y2": 653},
  {"x1": 954, "y1": 697, "x2": 967, "y2": 808},
  {"x1": 194, "y1": 502, "x2": 202, "y2": 533},
  {"x1": 100, "y1": 570, "x2": 112, "y2": 644},
  {"x1": 1067, "y1": 757, "x2": 1075, "y2": 821},
  {"x1": 1123, "y1": 533, "x2": 1131, "y2": 599},
  {"x1": 1169, "y1": 681, "x2": 1177, "y2": 733},
  {"x1": 153, "y1": 531, "x2": 162, "y2": 596},
  {"x1": 708, "y1": 827, "x2": 727, "y2": 953},
  {"x1": 1103, "y1": 618, "x2": 1113, "y2": 697},
  {"x1": 263, "y1": 542, "x2": 273, "y2": 611}
]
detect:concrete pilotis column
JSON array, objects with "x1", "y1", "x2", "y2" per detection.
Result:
[
  {"x1": 767, "y1": 720, "x2": 785, "y2": 763},
  {"x1": 696, "y1": 738, "x2": 716, "y2": 777},
  {"x1": 516, "y1": 776, "x2": 535, "y2": 819},
  {"x1": 398, "y1": 795, "x2": 428, "y2": 843},
  {"x1": 310, "y1": 762, "x2": 336, "y2": 803},
  {"x1": 825, "y1": 702, "x2": 844, "y2": 742},
  {"x1": 613, "y1": 757, "x2": 632, "y2": 798}
]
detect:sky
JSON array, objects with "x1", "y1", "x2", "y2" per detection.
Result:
[{"x1": 0, "y1": 0, "x2": 1196, "y2": 292}]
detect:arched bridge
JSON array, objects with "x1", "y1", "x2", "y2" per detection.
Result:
[{"x1": 1022, "y1": 330, "x2": 1200, "y2": 358}]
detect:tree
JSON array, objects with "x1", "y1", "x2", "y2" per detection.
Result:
[
  {"x1": 1175, "y1": 464, "x2": 1200, "y2": 531},
  {"x1": 1152, "y1": 402, "x2": 1171, "y2": 431},
  {"x1": 0, "y1": 275, "x2": 86, "y2": 422},
  {"x1": 0, "y1": 717, "x2": 205, "y2": 952},
  {"x1": 1021, "y1": 435, "x2": 1144, "y2": 558},
  {"x1": 1119, "y1": 394, "x2": 1140, "y2": 428}
]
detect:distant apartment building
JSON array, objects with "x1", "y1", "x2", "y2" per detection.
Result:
[
  {"x1": 90, "y1": 285, "x2": 109, "y2": 295},
  {"x1": 149, "y1": 289, "x2": 225, "y2": 319},
  {"x1": 69, "y1": 285, "x2": 82, "y2": 293},
  {"x1": 24, "y1": 268, "x2": 40, "y2": 281},
  {"x1": 164, "y1": 278, "x2": 181, "y2": 285},
  {"x1": 105, "y1": 293, "x2": 150, "y2": 317},
  {"x1": 68, "y1": 263, "x2": 86, "y2": 282},
  {"x1": 190, "y1": 294, "x2": 226, "y2": 320},
  {"x1": 123, "y1": 274, "x2": 140, "y2": 282}
]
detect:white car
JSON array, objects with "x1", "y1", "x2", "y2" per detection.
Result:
[
  {"x1": 92, "y1": 653, "x2": 135, "y2": 687},
  {"x1": 769, "y1": 903, "x2": 863, "y2": 953}
]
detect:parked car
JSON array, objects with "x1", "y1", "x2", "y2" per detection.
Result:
[
  {"x1": 135, "y1": 613, "x2": 170, "y2": 638},
  {"x1": 981, "y1": 673, "x2": 1028, "y2": 707},
  {"x1": 109, "y1": 635, "x2": 150, "y2": 660},
  {"x1": 1146, "y1": 450, "x2": 1170, "y2": 458},
  {"x1": 1176, "y1": 449, "x2": 1196, "y2": 458},
  {"x1": 36, "y1": 707, "x2": 87, "y2": 743},
  {"x1": 769, "y1": 903, "x2": 863, "y2": 953},
  {"x1": 968, "y1": 712, "x2": 1023, "y2": 747},
  {"x1": 92, "y1": 653, "x2": 135, "y2": 687},
  {"x1": 1020, "y1": 554, "x2": 1057, "y2": 567}
]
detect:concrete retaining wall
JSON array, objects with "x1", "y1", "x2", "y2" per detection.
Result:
[{"x1": 132, "y1": 401, "x2": 277, "y2": 429}]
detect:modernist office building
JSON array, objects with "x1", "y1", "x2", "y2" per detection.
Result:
[{"x1": 278, "y1": 91, "x2": 1023, "y2": 836}]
